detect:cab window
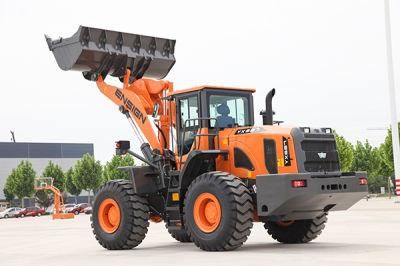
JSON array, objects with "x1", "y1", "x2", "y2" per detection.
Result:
[
  {"x1": 180, "y1": 96, "x2": 199, "y2": 128},
  {"x1": 178, "y1": 95, "x2": 199, "y2": 155},
  {"x1": 208, "y1": 93, "x2": 250, "y2": 128}
]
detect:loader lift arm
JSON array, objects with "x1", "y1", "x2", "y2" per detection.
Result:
[{"x1": 96, "y1": 69, "x2": 173, "y2": 152}]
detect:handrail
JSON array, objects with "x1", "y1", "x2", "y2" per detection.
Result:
[{"x1": 179, "y1": 117, "x2": 220, "y2": 165}]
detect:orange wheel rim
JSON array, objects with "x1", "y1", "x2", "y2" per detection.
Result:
[
  {"x1": 193, "y1": 192, "x2": 221, "y2": 233},
  {"x1": 98, "y1": 198, "x2": 121, "y2": 234}
]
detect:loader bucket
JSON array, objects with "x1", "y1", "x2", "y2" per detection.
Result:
[{"x1": 45, "y1": 25, "x2": 176, "y2": 81}]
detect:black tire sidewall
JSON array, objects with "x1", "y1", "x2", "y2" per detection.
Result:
[
  {"x1": 92, "y1": 188, "x2": 132, "y2": 245},
  {"x1": 185, "y1": 177, "x2": 239, "y2": 246}
]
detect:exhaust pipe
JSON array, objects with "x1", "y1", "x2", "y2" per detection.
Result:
[{"x1": 260, "y1": 89, "x2": 275, "y2": 125}]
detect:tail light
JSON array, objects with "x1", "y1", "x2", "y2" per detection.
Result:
[
  {"x1": 359, "y1": 177, "x2": 368, "y2": 185},
  {"x1": 292, "y1": 180, "x2": 307, "y2": 188}
]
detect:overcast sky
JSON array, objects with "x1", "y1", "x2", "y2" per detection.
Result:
[{"x1": 0, "y1": 0, "x2": 399, "y2": 163}]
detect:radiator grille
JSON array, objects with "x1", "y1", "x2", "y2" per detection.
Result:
[{"x1": 301, "y1": 136, "x2": 339, "y2": 172}]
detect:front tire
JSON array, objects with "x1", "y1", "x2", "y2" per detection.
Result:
[
  {"x1": 264, "y1": 214, "x2": 328, "y2": 243},
  {"x1": 91, "y1": 179, "x2": 150, "y2": 250},
  {"x1": 184, "y1": 172, "x2": 253, "y2": 251}
]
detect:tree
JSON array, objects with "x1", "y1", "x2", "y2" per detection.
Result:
[
  {"x1": 351, "y1": 141, "x2": 378, "y2": 174},
  {"x1": 42, "y1": 161, "x2": 65, "y2": 192},
  {"x1": 3, "y1": 187, "x2": 14, "y2": 203},
  {"x1": 102, "y1": 155, "x2": 134, "y2": 183},
  {"x1": 65, "y1": 168, "x2": 81, "y2": 202},
  {"x1": 7, "y1": 161, "x2": 36, "y2": 207},
  {"x1": 351, "y1": 141, "x2": 384, "y2": 193},
  {"x1": 35, "y1": 190, "x2": 53, "y2": 209},
  {"x1": 4, "y1": 171, "x2": 16, "y2": 203},
  {"x1": 73, "y1": 154, "x2": 102, "y2": 203},
  {"x1": 334, "y1": 132, "x2": 354, "y2": 171},
  {"x1": 379, "y1": 124, "x2": 400, "y2": 178}
]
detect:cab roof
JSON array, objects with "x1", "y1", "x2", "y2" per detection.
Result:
[{"x1": 167, "y1": 85, "x2": 256, "y2": 97}]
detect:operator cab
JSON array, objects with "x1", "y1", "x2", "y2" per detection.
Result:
[{"x1": 168, "y1": 86, "x2": 255, "y2": 155}]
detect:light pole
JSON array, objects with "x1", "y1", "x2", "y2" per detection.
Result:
[{"x1": 384, "y1": 0, "x2": 400, "y2": 197}]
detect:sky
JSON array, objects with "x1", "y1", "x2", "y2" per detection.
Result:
[{"x1": 0, "y1": 0, "x2": 399, "y2": 163}]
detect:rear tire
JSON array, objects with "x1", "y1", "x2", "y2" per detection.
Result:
[
  {"x1": 91, "y1": 179, "x2": 150, "y2": 250},
  {"x1": 264, "y1": 214, "x2": 328, "y2": 243},
  {"x1": 167, "y1": 228, "x2": 192, "y2": 243},
  {"x1": 184, "y1": 171, "x2": 253, "y2": 251}
]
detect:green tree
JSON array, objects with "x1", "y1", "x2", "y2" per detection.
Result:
[
  {"x1": 65, "y1": 168, "x2": 81, "y2": 202},
  {"x1": 3, "y1": 187, "x2": 14, "y2": 202},
  {"x1": 378, "y1": 124, "x2": 400, "y2": 178},
  {"x1": 102, "y1": 155, "x2": 134, "y2": 183},
  {"x1": 42, "y1": 161, "x2": 65, "y2": 192},
  {"x1": 351, "y1": 141, "x2": 384, "y2": 193},
  {"x1": 35, "y1": 190, "x2": 53, "y2": 209},
  {"x1": 334, "y1": 133, "x2": 354, "y2": 171},
  {"x1": 351, "y1": 141, "x2": 378, "y2": 174},
  {"x1": 73, "y1": 154, "x2": 102, "y2": 203},
  {"x1": 4, "y1": 171, "x2": 16, "y2": 202},
  {"x1": 8, "y1": 161, "x2": 36, "y2": 207}
]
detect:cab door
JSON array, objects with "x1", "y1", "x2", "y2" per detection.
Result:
[{"x1": 174, "y1": 92, "x2": 200, "y2": 168}]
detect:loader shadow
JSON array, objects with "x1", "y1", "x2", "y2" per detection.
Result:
[
  {"x1": 99, "y1": 241, "x2": 390, "y2": 254},
  {"x1": 98, "y1": 242, "x2": 192, "y2": 254},
  {"x1": 239, "y1": 242, "x2": 390, "y2": 254}
]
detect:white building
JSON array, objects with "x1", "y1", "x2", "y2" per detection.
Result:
[{"x1": 0, "y1": 142, "x2": 94, "y2": 199}]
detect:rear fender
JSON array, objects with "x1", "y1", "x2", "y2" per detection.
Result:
[{"x1": 118, "y1": 166, "x2": 159, "y2": 195}]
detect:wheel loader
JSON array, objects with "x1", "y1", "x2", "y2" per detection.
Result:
[{"x1": 46, "y1": 26, "x2": 368, "y2": 251}]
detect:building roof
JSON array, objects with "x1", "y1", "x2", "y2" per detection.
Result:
[{"x1": 0, "y1": 142, "x2": 94, "y2": 159}]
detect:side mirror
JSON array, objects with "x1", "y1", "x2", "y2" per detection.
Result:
[{"x1": 116, "y1": 140, "x2": 130, "y2": 155}]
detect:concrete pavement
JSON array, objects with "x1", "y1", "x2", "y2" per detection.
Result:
[{"x1": 0, "y1": 197, "x2": 399, "y2": 266}]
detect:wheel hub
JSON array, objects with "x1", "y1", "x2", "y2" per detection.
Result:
[
  {"x1": 193, "y1": 192, "x2": 221, "y2": 233},
  {"x1": 98, "y1": 198, "x2": 121, "y2": 233}
]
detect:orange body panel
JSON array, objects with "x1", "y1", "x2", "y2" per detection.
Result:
[
  {"x1": 175, "y1": 125, "x2": 299, "y2": 177},
  {"x1": 216, "y1": 126, "x2": 299, "y2": 179}
]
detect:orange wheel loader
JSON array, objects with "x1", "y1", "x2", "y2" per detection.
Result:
[{"x1": 46, "y1": 26, "x2": 368, "y2": 251}]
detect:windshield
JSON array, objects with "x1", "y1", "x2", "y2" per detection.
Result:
[{"x1": 208, "y1": 93, "x2": 251, "y2": 128}]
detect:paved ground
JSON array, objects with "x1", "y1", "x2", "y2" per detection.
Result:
[{"x1": 0, "y1": 197, "x2": 399, "y2": 266}]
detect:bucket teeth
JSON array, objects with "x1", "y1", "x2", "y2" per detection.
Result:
[{"x1": 46, "y1": 25, "x2": 176, "y2": 81}]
